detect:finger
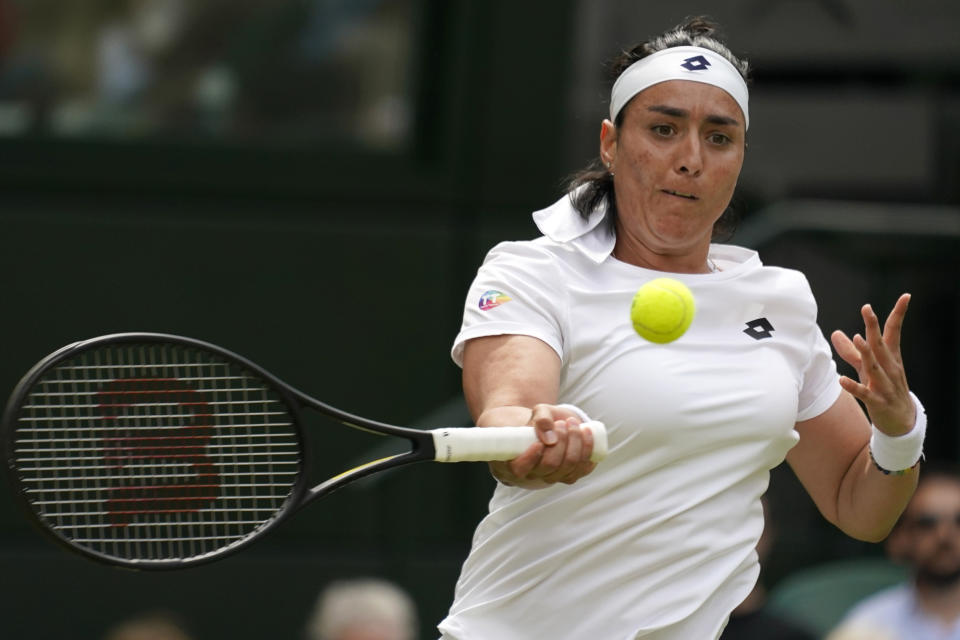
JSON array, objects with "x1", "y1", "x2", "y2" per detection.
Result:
[
  {"x1": 562, "y1": 428, "x2": 598, "y2": 485},
  {"x1": 564, "y1": 419, "x2": 583, "y2": 464},
  {"x1": 530, "y1": 404, "x2": 559, "y2": 445},
  {"x1": 580, "y1": 422, "x2": 595, "y2": 461},
  {"x1": 543, "y1": 419, "x2": 583, "y2": 483},
  {"x1": 838, "y1": 374, "x2": 867, "y2": 399},
  {"x1": 853, "y1": 333, "x2": 888, "y2": 389},
  {"x1": 861, "y1": 304, "x2": 883, "y2": 351},
  {"x1": 882, "y1": 293, "x2": 910, "y2": 357},
  {"x1": 861, "y1": 303, "x2": 900, "y2": 373},
  {"x1": 535, "y1": 418, "x2": 569, "y2": 474},
  {"x1": 502, "y1": 441, "x2": 545, "y2": 479},
  {"x1": 561, "y1": 461, "x2": 597, "y2": 485},
  {"x1": 831, "y1": 330, "x2": 862, "y2": 372}
]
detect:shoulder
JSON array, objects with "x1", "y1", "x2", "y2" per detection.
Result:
[
  {"x1": 712, "y1": 244, "x2": 818, "y2": 307},
  {"x1": 483, "y1": 237, "x2": 574, "y2": 265},
  {"x1": 719, "y1": 244, "x2": 812, "y2": 288},
  {"x1": 762, "y1": 266, "x2": 818, "y2": 317},
  {"x1": 478, "y1": 237, "x2": 589, "y2": 283}
]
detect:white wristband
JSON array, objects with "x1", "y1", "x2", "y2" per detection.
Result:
[
  {"x1": 869, "y1": 392, "x2": 926, "y2": 473},
  {"x1": 556, "y1": 404, "x2": 592, "y2": 423}
]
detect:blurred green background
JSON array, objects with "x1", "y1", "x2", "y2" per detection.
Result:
[{"x1": 0, "y1": 1, "x2": 958, "y2": 637}]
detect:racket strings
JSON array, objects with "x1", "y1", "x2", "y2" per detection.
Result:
[{"x1": 11, "y1": 343, "x2": 302, "y2": 563}]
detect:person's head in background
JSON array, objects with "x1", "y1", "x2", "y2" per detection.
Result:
[
  {"x1": 102, "y1": 611, "x2": 193, "y2": 640},
  {"x1": 893, "y1": 463, "x2": 960, "y2": 589},
  {"x1": 823, "y1": 466, "x2": 960, "y2": 640},
  {"x1": 306, "y1": 577, "x2": 418, "y2": 640}
]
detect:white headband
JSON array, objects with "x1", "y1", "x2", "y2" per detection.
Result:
[{"x1": 610, "y1": 45, "x2": 749, "y2": 129}]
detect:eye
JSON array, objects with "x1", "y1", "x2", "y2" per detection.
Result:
[
  {"x1": 707, "y1": 132, "x2": 732, "y2": 145},
  {"x1": 651, "y1": 124, "x2": 675, "y2": 137},
  {"x1": 912, "y1": 515, "x2": 939, "y2": 531}
]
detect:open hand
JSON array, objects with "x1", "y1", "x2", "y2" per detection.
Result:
[{"x1": 830, "y1": 293, "x2": 915, "y2": 436}]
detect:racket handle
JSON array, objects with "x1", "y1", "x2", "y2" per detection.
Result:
[{"x1": 430, "y1": 421, "x2": 608, "y2": 464}]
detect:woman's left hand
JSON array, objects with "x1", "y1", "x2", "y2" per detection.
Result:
[{"x1": 830, "y1": 293, "x2": 915, "y2": 436}]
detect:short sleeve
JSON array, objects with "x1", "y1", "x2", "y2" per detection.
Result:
[
  {"x1": 451, "y1": 240, "x2": 565, "y2": 368},
  {"x1": 796, "y1": 284, "x2": 842, "y2": 422}
]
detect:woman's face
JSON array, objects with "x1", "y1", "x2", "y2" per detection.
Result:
[{"x1": 601, "y1": 79, "x2": 746, "y2": 260}]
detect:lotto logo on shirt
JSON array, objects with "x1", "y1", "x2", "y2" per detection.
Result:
[{"x1": 479, "y1": 290, "x2": 511, "y2": 310}]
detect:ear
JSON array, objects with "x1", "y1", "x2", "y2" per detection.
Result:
[{"x1": 600, "y1": 119, "x2": 617, "y2": 169}]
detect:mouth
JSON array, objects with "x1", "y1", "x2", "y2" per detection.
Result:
[{"x1": 662, "y1": 189, "x2": 698, "y2": 200}]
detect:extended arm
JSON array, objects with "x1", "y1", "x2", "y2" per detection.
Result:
[
  {"x1": 787, "y1": 294, "x2": 920, "y2": 541},
  {"x1": 462, "y1": 334, "x2": 597, "y2": 489}
]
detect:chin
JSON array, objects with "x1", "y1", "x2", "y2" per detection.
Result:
[{"x1": 918, "y1": 565, "x2": 960, "y2": 588}]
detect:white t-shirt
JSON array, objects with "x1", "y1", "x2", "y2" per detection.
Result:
[
  {"x1": 439, "y1": 194, "x2": 841, "y2": 640},
  {"x1": 833, "y1": 583, "x2": 960, "y2": 640}
]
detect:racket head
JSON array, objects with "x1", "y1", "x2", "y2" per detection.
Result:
[{"x1": 3, "y1": 333, "x2": 310, "y2": 569}]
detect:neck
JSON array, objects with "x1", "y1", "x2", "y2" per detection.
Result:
[
  {"x1": 612, "y1": 241, "x2": 713, "y2": 273},
  {"x1": 612, "y1": 220, "x2": 714, "y2": 273}
]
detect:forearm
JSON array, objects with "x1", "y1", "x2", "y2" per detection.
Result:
[
  {"x1": 790, "y1": 391, "x2": 922, "y2": 543},
  {"x1": 463, "y1": 335, "x2": 596, "y2": 488},
  {"x1": 835, "y1": 445, "x2": 919, "y2": 542},
  {"x1": 476, "y1": 405, "x2": 536, "y2": 428},
  {"x1": 464, "y1": 337, "x2": 553, "y2": 488}
]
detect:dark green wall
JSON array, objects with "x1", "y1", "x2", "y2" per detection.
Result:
[
  {"x1": 0, "y1": 1, "x2": 577, "y2": 638},
  {"x1": 2, "y1": 2, "x2": 958, "y2": 639}
]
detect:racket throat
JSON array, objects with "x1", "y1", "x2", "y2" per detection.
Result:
[{"x1": 304, "y1": 450, "x2": 427, "y2": 504}]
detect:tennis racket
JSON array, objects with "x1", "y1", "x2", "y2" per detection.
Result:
[{"x1": 3, "y1": 333, "x2": 607, "y2": 570}]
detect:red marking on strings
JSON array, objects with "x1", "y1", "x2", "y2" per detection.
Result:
[
  {"x1": 106, "y1": 486, "x2": 223, "y2": 497},
  {"x1": 96, "y1": 378, "x2": 221, "y2": 526},
  {"x1": 101, "y1": 508, "x2": 224, "y2": 516},
  {"x1": 108, "y1": 483, "x2": 222, "y2": 494}
]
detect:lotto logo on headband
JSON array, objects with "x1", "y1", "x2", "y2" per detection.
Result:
[
  {"x1": 681, "y1": 55, "x2": 710, "y2": 71},
  {"x1": 479, "y1": 290, "x2": 511, "y2": 311},
  {"x1": 609, "y1": 45, "x2": 750, "y2": 128}
]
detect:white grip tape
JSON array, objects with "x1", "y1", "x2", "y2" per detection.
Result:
[{"x1": 430, "y1": 421, "x2": 608, "y2": 463}]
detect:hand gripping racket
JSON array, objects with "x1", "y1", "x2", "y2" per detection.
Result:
[{"x1": 2, "y1": 333, "x2": 607, "y2": 569}]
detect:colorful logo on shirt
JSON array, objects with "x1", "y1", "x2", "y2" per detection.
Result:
[{"x1": 479, "y1": 290, "x2": 511, "y2": 311}]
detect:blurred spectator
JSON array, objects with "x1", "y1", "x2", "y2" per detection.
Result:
[
  {"x1": 826, "y1": 626, "x2": 898, "y2": 640},
  {"x1": 102, "y1": 610, "x2": 193, "y2": 640},
  {"x1": 828, "y1": 464, "x2": 960, "y2": 640},
  {"x1": 720, "y1": 496, "x2": 817, "y2": 640},
  {"x1": 0, "y1": 0, "x2": 413, "y2": 143},
  {"x1": 0, "y1": 0, "x2": 15, "y2": 59},
  {"x1": 306, "y1": 577, "x2": 418, "y2": 640}
]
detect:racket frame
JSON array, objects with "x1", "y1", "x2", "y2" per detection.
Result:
[
  {"x1": 2, "y1": 332, "x2": 439, "y2": 569},
  {"x1": 4, "y1": 332, "x2": 598, "y2": 570}
]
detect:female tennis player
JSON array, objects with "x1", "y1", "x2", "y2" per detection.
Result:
[{"x1": 438, "y1": 17, "x2": 925, "y2": 640}]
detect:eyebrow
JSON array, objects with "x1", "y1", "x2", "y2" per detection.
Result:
[{"x1": 647, "y1": 104, "x2": 740, "y2": 127}]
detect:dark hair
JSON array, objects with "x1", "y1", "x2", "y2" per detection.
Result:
[
  {"x1": 891, "y1": 461, "x2": 960, "y2": 531},
  {"x1": 566, "y1": 16, "x2": 750, "y2": 241}
]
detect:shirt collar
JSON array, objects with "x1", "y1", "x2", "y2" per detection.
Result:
[{"x1": 532, "y1": 190, "x2": 616, "y2": 264}]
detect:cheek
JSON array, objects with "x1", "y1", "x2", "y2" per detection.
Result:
[
  {"x1": 624, "y1": 146, "x2": 668, "y2": 186},
  {"x1": 711, "y1": 157, "x2": 744, "y2": 197},
  {"x1": 615, "y1": 149, "x2": 652, "y2": 192}
]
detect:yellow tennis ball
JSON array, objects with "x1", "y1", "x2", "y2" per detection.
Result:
[{"x1": 629, "y1": 278, "x2": 695, "y2": 344}]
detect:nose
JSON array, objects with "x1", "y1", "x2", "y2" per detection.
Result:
[{"x1": 675, "y1": 134, "x2": 703, "y2": 177}]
